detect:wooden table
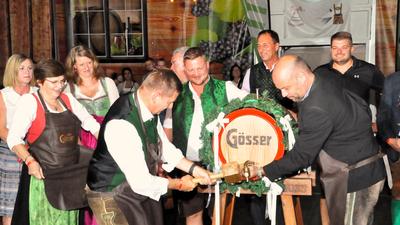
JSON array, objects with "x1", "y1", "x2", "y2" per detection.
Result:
[{"x1": 200, "y1": 171, "x2": 316, "y2": 225}]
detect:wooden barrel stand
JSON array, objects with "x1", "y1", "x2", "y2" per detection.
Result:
[{"x1": 205, "y1": 172, "x2": 316, "y2": 225}]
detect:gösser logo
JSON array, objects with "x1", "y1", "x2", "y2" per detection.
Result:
[
  {"x1": 226, "y1": 128, "x2": 272, "y2": 149},
  {"x1": 59, "y1": 133, "x2": 75, "y2": 144}
]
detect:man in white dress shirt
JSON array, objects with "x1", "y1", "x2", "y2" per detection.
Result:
[
  {"x1": 87, "y1": 69, "x2": 212, "y2": 225},
  {"x1": 172, "y1": 47, "x2": 248, "y2": 225}
]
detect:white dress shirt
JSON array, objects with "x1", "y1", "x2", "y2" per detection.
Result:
[
  {"x1": 7, "y1": 92, "x2": 100, "y2": 149},
  {"x1": 162, "y1": 107, "x2": 173, "y2": 129},
  {"x1": 185, "y1": 80, "x2": 248, "y2": 161},
  {"x1": 104, "y1": 92, "x2": 184, "y2": 201}
]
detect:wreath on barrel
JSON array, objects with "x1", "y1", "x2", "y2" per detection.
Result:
[{"x1": 199, "y1": 93, "x2": 298, "y2": 196}]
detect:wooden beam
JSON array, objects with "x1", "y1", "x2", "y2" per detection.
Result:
[
  {"x1": 9, "y1": 0, "x2": 30, "y2": 55},
  {"x1": 0, "y1": 0, "x2": 10, "y2": 82},
  {"x1": 281, "y1": 195, "x2": 298, "y2": 225},
  {"x1": 31, "y1": 0, "x2": 52, "y2": 60}
]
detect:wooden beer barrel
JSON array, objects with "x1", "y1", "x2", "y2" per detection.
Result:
[{"x1": 217, "y1": 108, "x2": 284, "y2": 166}]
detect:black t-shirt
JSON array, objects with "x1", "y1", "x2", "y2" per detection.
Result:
[{"x1": 314, "y1": 56, "x2": 385, "y2": 105}]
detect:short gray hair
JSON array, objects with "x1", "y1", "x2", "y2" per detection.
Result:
[{"x1": 173, "y1": 46, "x2": 189, "y2": 56}]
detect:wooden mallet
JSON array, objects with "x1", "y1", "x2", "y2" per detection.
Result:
[{"x1": 192, "y1": 162, "x2": 242, "y2": 184}]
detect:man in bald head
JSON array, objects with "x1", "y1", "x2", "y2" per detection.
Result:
[{"x1": 251, "y1": 55, "x2": 386, "y2": 225}]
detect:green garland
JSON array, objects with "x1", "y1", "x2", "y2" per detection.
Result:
[{"x1": 199, "y1": 93, "x2": 298, "y2": 196}]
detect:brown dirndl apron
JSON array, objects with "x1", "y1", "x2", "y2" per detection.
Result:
[
  {"x1": 112, "y1": 91, "x2": 164, "y2": 225},
  {"x1": 29, "y1": 92, "x2": 93, "y2": 210},
  {"x1": 317, "y1": 150, "x2": 384, "y2": 225}
]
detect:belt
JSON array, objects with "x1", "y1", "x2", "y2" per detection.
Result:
[{"x1": 346, "y1": 151, "x2": 392, "y2": 189}]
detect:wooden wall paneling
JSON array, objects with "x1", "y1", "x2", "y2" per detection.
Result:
[
  {"x1": 147, "y1": 0, "x2": 196, "y2": 61},
  {"x1": 0, "y1": 0, "x2": 10, "y2": 83},
  {"x1": 9, "y1": 0, "x2": 31, "y2": 56},
  {"x1": 55, "y1": 0, "x2": 68, "y2": 62},
  {"x1": 100, "y1": 63, "x2": 148, "y2": 81},
  {"x1": 31, "y1": 0, "x2": 52, "y2": 61},
  {"x1": 376, "y1": 0, "x2": 397, "y2": 75}
]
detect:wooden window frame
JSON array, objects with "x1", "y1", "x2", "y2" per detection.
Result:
[{"x1": 65, "y1": 0, "x2": 148, "y2": 63}]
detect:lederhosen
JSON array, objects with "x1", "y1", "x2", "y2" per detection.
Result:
[{"x1": 11, "y1": 92, "x2": 92, "y2": 225}]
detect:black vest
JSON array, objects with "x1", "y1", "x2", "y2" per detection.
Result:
[
  {"x1": 87, "y1": 93, "x2": 158, "y2": 191},
  {"x1": 250, "y1": 62, "x2": 296, "y2": 111}
]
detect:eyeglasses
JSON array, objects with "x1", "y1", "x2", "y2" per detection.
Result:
[{"x1": 45, "y1": 79, "x2": 67, "y2": 86}]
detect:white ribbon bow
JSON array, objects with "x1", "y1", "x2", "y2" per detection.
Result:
[
  {"x1": 206, "y1": 112, "x2": 229, "y2": 132},
  {"x1": 262, "y1": 177, "x2": 283, "y2": 225},
  {"x1": 279, "y1": 115, "x2": 296, "y2": 150},
  {"x1": 206, "y1": 112, "x2": 229, "y2": 225}
]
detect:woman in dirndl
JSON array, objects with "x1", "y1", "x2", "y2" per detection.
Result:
[
  {"x1": 7, "y1": 59, "x2": 100, "y2": 225},
  {"x1": 0, "y1": 54, "x2": 36, "y2": 225},
  {"x1": 64, "y1": 45, "x2": 119, "y2": 225},
  {"x1": 64, "y1": 45, "x2": 119, "y2": 150}
]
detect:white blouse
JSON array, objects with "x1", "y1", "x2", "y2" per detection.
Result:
[
  {"x1": 7, "y1": 92, "x2": 100, "y2": 150},
  {"x1": 1, "y1": 86, "x2": 37, "y2": 129},
  {"x1": 64, "y1": 77, "x2": 119, "y2": 105}
]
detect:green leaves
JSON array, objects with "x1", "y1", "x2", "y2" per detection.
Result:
[{"x1": 199, "y1": 94, "x2": 298, "y2": 194}]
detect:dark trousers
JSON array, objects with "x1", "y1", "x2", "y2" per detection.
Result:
[{"x1": 250, "y1": 195, "x2": 284, "y2": 225}]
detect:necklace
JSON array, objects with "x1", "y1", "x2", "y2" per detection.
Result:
[{"x1": 39, "y1": 90, "x2": 63, "y2": 112}]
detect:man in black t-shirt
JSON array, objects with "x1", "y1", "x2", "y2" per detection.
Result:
[{"x1": 314, "y1": 31, "x2": 385, "y2": 131}]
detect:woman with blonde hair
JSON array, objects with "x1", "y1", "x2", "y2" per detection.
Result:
[
  {"x1": 8, "y1": 59, "x2": 100, "y2": 225},
  {"x1": 0, "y1": 54, "x2": 36, "y2": 225}
]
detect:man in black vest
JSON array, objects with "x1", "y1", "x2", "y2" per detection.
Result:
[
  {"x1": 87, "y1": 70, "x2": 212, "y2": 225},
  {"x1": 242, "y1": 30, "x2": 295, "y2": 225},
  {"x1": 241, "y1": 29, "x2": 295, "y2": 111}
]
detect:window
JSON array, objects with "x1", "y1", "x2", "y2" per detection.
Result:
[{"x1": 67, "y1": 0, "x2": 147, "y2": 62}]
